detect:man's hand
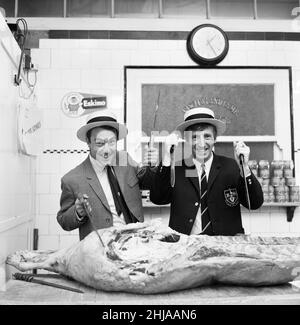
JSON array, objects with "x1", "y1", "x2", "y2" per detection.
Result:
[
  {"x1": 143, "y1": 145, "x2": 159, "y2": 166},
  {"x1": 75, "y1": 194, "x2": 91, "y2": 219},
  {"x1": 162, "y1": 133, "x2": 180, "y2": 166},
  {"x1": 233, "y1": 141, "x2": 251, "y2": 176}
]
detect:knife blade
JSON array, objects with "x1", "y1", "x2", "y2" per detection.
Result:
[
  {"x1": 13, "y1": 273, "x2": 84, "y2": 294},
  {"x1": 78, "y1": 194, "x2": 105, "y2": 247},
  {"x1": 148, "y1": 90, "x2": 160, "y2": 166},
  {"x1": 239, "y1": 154, "x2": 251, "y2": 213}
]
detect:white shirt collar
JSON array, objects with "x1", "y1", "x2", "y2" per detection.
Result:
[
  {"x1": 193, "y1": 153, "x2": 214, "y2": 177},
  {"x1": 89, "y1": 154, "x2": 106, "y2": 174}
]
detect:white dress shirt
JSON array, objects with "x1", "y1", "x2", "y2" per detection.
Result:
[
  {"x1": 190, "y1": 154, "x2": 214, "y2": 235},
  {"x1": 89, "y1": 155, "x2": 126, "y2": 227}
]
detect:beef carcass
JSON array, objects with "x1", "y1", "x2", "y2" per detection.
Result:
[{"x1": 6, "y1": 220, "x2": 300, "y2": 294}]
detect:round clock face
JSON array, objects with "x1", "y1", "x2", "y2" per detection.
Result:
[{"x1": 187, "y1": 24, "x2": 229, "y2": 65}]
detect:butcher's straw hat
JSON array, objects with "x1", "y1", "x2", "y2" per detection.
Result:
[
  {"x1": 77, "y1": 110, "x2": 128, "y2": 142},
  {"x1": 176, "y1": 107, "x2": 226, "y2": 135}
]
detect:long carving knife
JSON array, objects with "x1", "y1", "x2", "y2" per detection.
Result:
[
  {"x1": 239, "y1": 154, "x2": 251, "y2": 213},
  {"x1": 148, "y1": 90, "x2": 160, "y2": 164},
  {"x1": 78, "y1": 194, "x2": 105, "y2": 247},
  {"x1": 13, "y1": 273, "x2": 84, "y2": 294}
]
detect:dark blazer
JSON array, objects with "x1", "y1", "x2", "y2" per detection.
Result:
[
  {"x1": 57, "y1": 151, "x2": 154, "y2": 240},
  {"x1": 150, "y1": 154, "x2": 264, "y2": 236}
]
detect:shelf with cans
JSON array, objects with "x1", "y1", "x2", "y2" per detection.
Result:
[
  {"x1": 141, "y1": 159, "x2": 300, "y2": 221},
  {"x1": 249, "y1": 160, "x2": 300, "y2": 222}
]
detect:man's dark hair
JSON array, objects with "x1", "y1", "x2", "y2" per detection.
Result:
[
  {"x1": 186, "y1": 123, "x2": 217, "y2": 139},
  {"x1": 86, "y1": 126, "x2": 118, "y2": 143}
]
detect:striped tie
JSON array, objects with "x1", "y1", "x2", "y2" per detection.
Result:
[{"x1": 200, "y1": 163, "x2": 211, "y2": 234}]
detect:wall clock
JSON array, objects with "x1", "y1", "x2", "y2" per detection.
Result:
[{"x1": 187, "y1": 24, "x2": 229, "y2": 66}]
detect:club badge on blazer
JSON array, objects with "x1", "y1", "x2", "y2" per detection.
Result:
[{"x1": 224, "y1": 188, "x2": 239, "y2": 207}]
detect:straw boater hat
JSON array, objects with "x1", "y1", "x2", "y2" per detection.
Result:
[
  {"x1": 77, "y1": 110, "x2": 128, "y2": 142},
  {"x1": 176, "y1": 107, "x2": 226, "y2": 135}
]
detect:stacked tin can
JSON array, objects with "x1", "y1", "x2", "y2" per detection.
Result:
[
  {"x1": 282, "y1": 160, "x2": 300, "y2": 202},
  {"x1": 271, "y1": 160, "x2": 287, "y2": 202},
  {"x1": 258, "y1": 160, "x2": 273, "y2": 202},
  {"x1": 249, "y1": 159, "x2": 299, "y2": 203},
  {"x1": 249, "y1": 160, "x2": 267, "y2": 201}
]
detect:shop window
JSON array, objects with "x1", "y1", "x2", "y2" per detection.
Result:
[
  {"x1": 67, "y1": 0, "x2": 111, "y2": 17},
  {"x1": 162, "y1": 0, "x2": 206, "y2": 17},
  {"x1": 3, "y1": 0, "x2": 300, "y2": 20},
  {"x1": 210, "y1": 0, "x2": 254, "y2": 18},
  {"x1": 18, "y1": 0, "x2": 64, "y2": 17},
  {"x1": 257, "y1": 0, "x2": 299, "y2": 19},
  {"x1": 114, "y1": 0, "x2": 158, "y2": 17},
  {"x1": 0, "y1": 0, "x2": 15, "y2": 17}
]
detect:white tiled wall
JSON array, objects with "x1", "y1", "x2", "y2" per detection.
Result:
[
  {"x1": 0, "y1": 13, "x2": 36, "y2": 287},
  {"x1": 31, "y1": 38, "x2": 300, "y2": 251}
]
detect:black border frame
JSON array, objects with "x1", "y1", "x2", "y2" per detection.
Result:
[{"x1": 124, "y1": 65, "x2": 294, "y2": 169}]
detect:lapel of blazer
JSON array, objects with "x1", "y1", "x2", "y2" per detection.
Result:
[
  {"x1": 83, "y1": 157, "x2": 111, "y2": 212},
  {"x1": 184, "y1": 156, "x2": 200, "y2": 196},
  {"x1": 208, "y1": 153, "x2": 222, "y2": 193}
]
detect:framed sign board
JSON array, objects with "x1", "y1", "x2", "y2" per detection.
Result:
[{"x1": 125, "y1": 66, "x2": 293, "y2": 165}]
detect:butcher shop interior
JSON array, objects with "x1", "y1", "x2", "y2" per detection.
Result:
[{"x1": 1, "y1": 0, "x2": 300, "y2": 307}]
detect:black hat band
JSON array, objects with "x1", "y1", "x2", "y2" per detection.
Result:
[
  {"x1": 185, "y1": 113, "x2": 214, "y2": 122},
  {"x1": 87, "y1": 116, "x2": 117, "y2": 124}
]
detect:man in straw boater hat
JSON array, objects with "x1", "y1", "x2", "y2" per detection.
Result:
[
  {"x1": 150, "y1": 107, "x2": 263, "y2": 236},
  {"x1": 57, "y1": 109, "x2": 157, "y2": 240}
]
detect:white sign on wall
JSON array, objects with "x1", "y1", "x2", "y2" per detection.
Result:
[{"x1": 17, "y1": 96, "x2": 43, "y2": 156}]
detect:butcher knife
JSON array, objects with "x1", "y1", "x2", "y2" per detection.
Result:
[
  {"x1": 239, "y1": 154, "x2": 251, "y2": 212},
  {"x1": 78, "y1": 194, "x2": 105, "y2": 247},
  {"x1": 148, "y1": 90, "x2": 160, "y2": 165},
  {"x1": 13, "y1": 273, "x2": 84, "y2": 293}
]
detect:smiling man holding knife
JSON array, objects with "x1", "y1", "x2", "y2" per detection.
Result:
[
  {"x1": 57, "y1": 109, "x2": 157, "y2": 240},
  {"x1": 150, "y1": 107, "x2": 264, "y2": 236}
]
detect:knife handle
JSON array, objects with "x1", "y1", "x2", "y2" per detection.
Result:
[
  {"x1": 13, "y1": 273, "x2": 34, "y2": 282},
  {"x1": 170, "y1": 145, "x2": 175, "y2": 187},
  {"x1": 239, "y1": 153, "x2": 245, "y2": 165}
]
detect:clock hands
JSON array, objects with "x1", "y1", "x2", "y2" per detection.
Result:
[
  {"x1": 208, "y1": 34, "x2": 216, "y2": 43},
  {"x1": 206, "y1": 39, "x2": 218, "y2": 56}
]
